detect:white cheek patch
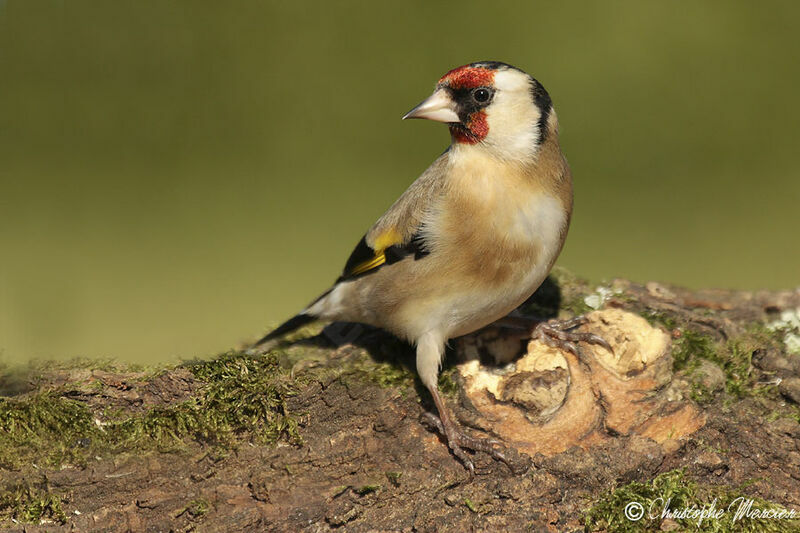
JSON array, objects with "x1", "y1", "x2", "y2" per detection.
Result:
[
  {"x1": 485, "y1": 107, "x2": 540, "y2": 163},
  {"x1": 482, "y1": 70, "x2": 543, "y2": 163}
]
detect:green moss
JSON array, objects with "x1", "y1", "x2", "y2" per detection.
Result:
[
  {"x1": 714, "y1": 339, "x2": 754, "y2": 398},
  {"x1": 782, "y1": 406, "x2": 800, "y2": 424},
  {"x1": 0, "y1": 351, "x2": 302, "y2": 471},
  {"x1": 369, "y1": 362, "x2": 414, "y2": 388},
  {"x1": 562, "y1": 293, "x2": 594, "y2": 317},
  {"x1": 641, "y1": 309, "x2": 679, "y2": 331},
  {"x1": 437, "y1": 367, "x2": 460, "y2": 398},
  {"x1": 109, "y1": 351, "x2": 302, "y2": 451},
  {"x1": 385, "y1": 471, "x2": 402, "y2": 486},
  {"x1": 654, "y1": 325, "x2": 730, "y2": 403},
  {"x1": 355, "y1": 484, "x2": 381, "y2": 495},
  {"x1": 642, "y1": 315, "x2": 778, "y2": 402},
  {"x1": 330, "y1": 485, "x2": 348, "y2": 497},
  {"x1": 108, "y1": 401, "x2": 213, "y2": 451},
  {"x1": 0, "y1": 482, "x2": 67, "y2": 525},
  {"x1": 112, "y1": 352, "x2": 301, "y2": 449},
  {"x1": 689, "y1": 381, "x2": 716, "y2": 406},
  {"x1": 186, "y1": 351, "x2": 302, "y2": 444},
  {"x1": 0, "y1": 392, "x2": 101, "y2": 469},
  {"x1": 672, "y1": 329, "x2": 716, "y2": 371},
  {"x1": 348, "y1": 356, "x2": 415, "y2": 389},
  {"x1": 697, "y1": 328, "x2": 775, "y2": 400},
  {"x1": 585, "y1": 469, "x2": 799, "y2": 532},
  {"x1": 177, "y1": 498, "x2": 210, "y2": 520}
]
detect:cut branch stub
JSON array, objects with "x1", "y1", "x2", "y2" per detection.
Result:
[{"x1": 457, "y1": 309, "x2": 706, "y2": 457}]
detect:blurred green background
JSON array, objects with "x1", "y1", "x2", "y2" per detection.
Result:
[{"x1": 1, "y1": 1, "x2": 798, "y2": 366}]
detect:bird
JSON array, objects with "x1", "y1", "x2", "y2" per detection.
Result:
[{"x1": 251, "y1": 61, "x2": 609, "y2": 473}]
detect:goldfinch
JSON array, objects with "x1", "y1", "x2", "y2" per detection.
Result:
[{"x1": 253, "y1": 61, "x2": 607, "y2": 472}]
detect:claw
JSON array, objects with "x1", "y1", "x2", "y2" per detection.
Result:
[
  {"x1": 423, "y1": 412, "x2": 445, "y2": 434},
  {"x1": 531, "y1": 316, "x2": 613, "y2": 359},
  {"x1": 563, "y1": 340, "x2": 582, "y2": 358},
  {"x1": 585, "y1": 333, "x2": 614, "y2": 354},
  {"x1": 449, "y1": 441, "x2": 475, "y2": 477},
  {"x1": 423, "y1": 408, "x2": 511, "y2": 475}
]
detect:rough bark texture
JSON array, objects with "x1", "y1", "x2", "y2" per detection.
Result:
[{"x1": 1, "y1": 276, "x2": 799, "y2": 532}]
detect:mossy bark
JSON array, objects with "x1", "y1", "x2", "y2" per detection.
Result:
[{"x1": 1, "y1": 274, "x2": 799, "y2": 532}]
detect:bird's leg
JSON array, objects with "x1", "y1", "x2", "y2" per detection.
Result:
[
  {"x1": 417, "y1": 331, "x2": 508, "y2": 473},
  {"x1": 530, "y1": 316, "x2": 613, "y2": 359},
  {"x1": 424, "y1": 384, "x2": 508, "y2": 475}
]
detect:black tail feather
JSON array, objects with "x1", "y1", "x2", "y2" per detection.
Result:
[{"x1": 252, "y1": 313, "x2": 316, "y2": 348}]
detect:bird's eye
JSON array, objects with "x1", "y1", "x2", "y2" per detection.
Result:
[{"x1": 472, "y1": 87, "x2": 492, "y2": 104}]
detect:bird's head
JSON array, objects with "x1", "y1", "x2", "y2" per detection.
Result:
[{"x1": 404, "y1": 61, "x2": 554, "y2": 163}]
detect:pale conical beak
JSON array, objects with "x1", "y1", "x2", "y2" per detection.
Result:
[{"x1": 402, "y1": 88, "x2": 460, "y2": 123}]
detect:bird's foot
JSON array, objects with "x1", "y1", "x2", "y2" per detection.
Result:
[
  {"x1": 531, "y1": 316, "x2": 613, "y2": 358},
  {"x1": 423, "y1": 412, "x2": 509, "y2": 476}
]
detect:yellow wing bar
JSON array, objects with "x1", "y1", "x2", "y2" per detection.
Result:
[
  {"x1": 341, "y1": 228, "x2": 403, "y2": 279},
  {"x1": 349, "y1": 253, "x2": 387, "y2": 276}
]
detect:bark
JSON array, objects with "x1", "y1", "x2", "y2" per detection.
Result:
[{"x1": 1, "y1": 278, "x2": 799, "y2": 532}]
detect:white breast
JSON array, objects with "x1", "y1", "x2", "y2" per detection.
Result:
[
  {"x1": 496, "y1": 192, "x2": 567, "y2": 308},
  {"x1": 437, "y1": 191, "x2": 568, "y2": 339},
  {"x1": 512, "y1": 193, "x2": 567, "y2": 276}
]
